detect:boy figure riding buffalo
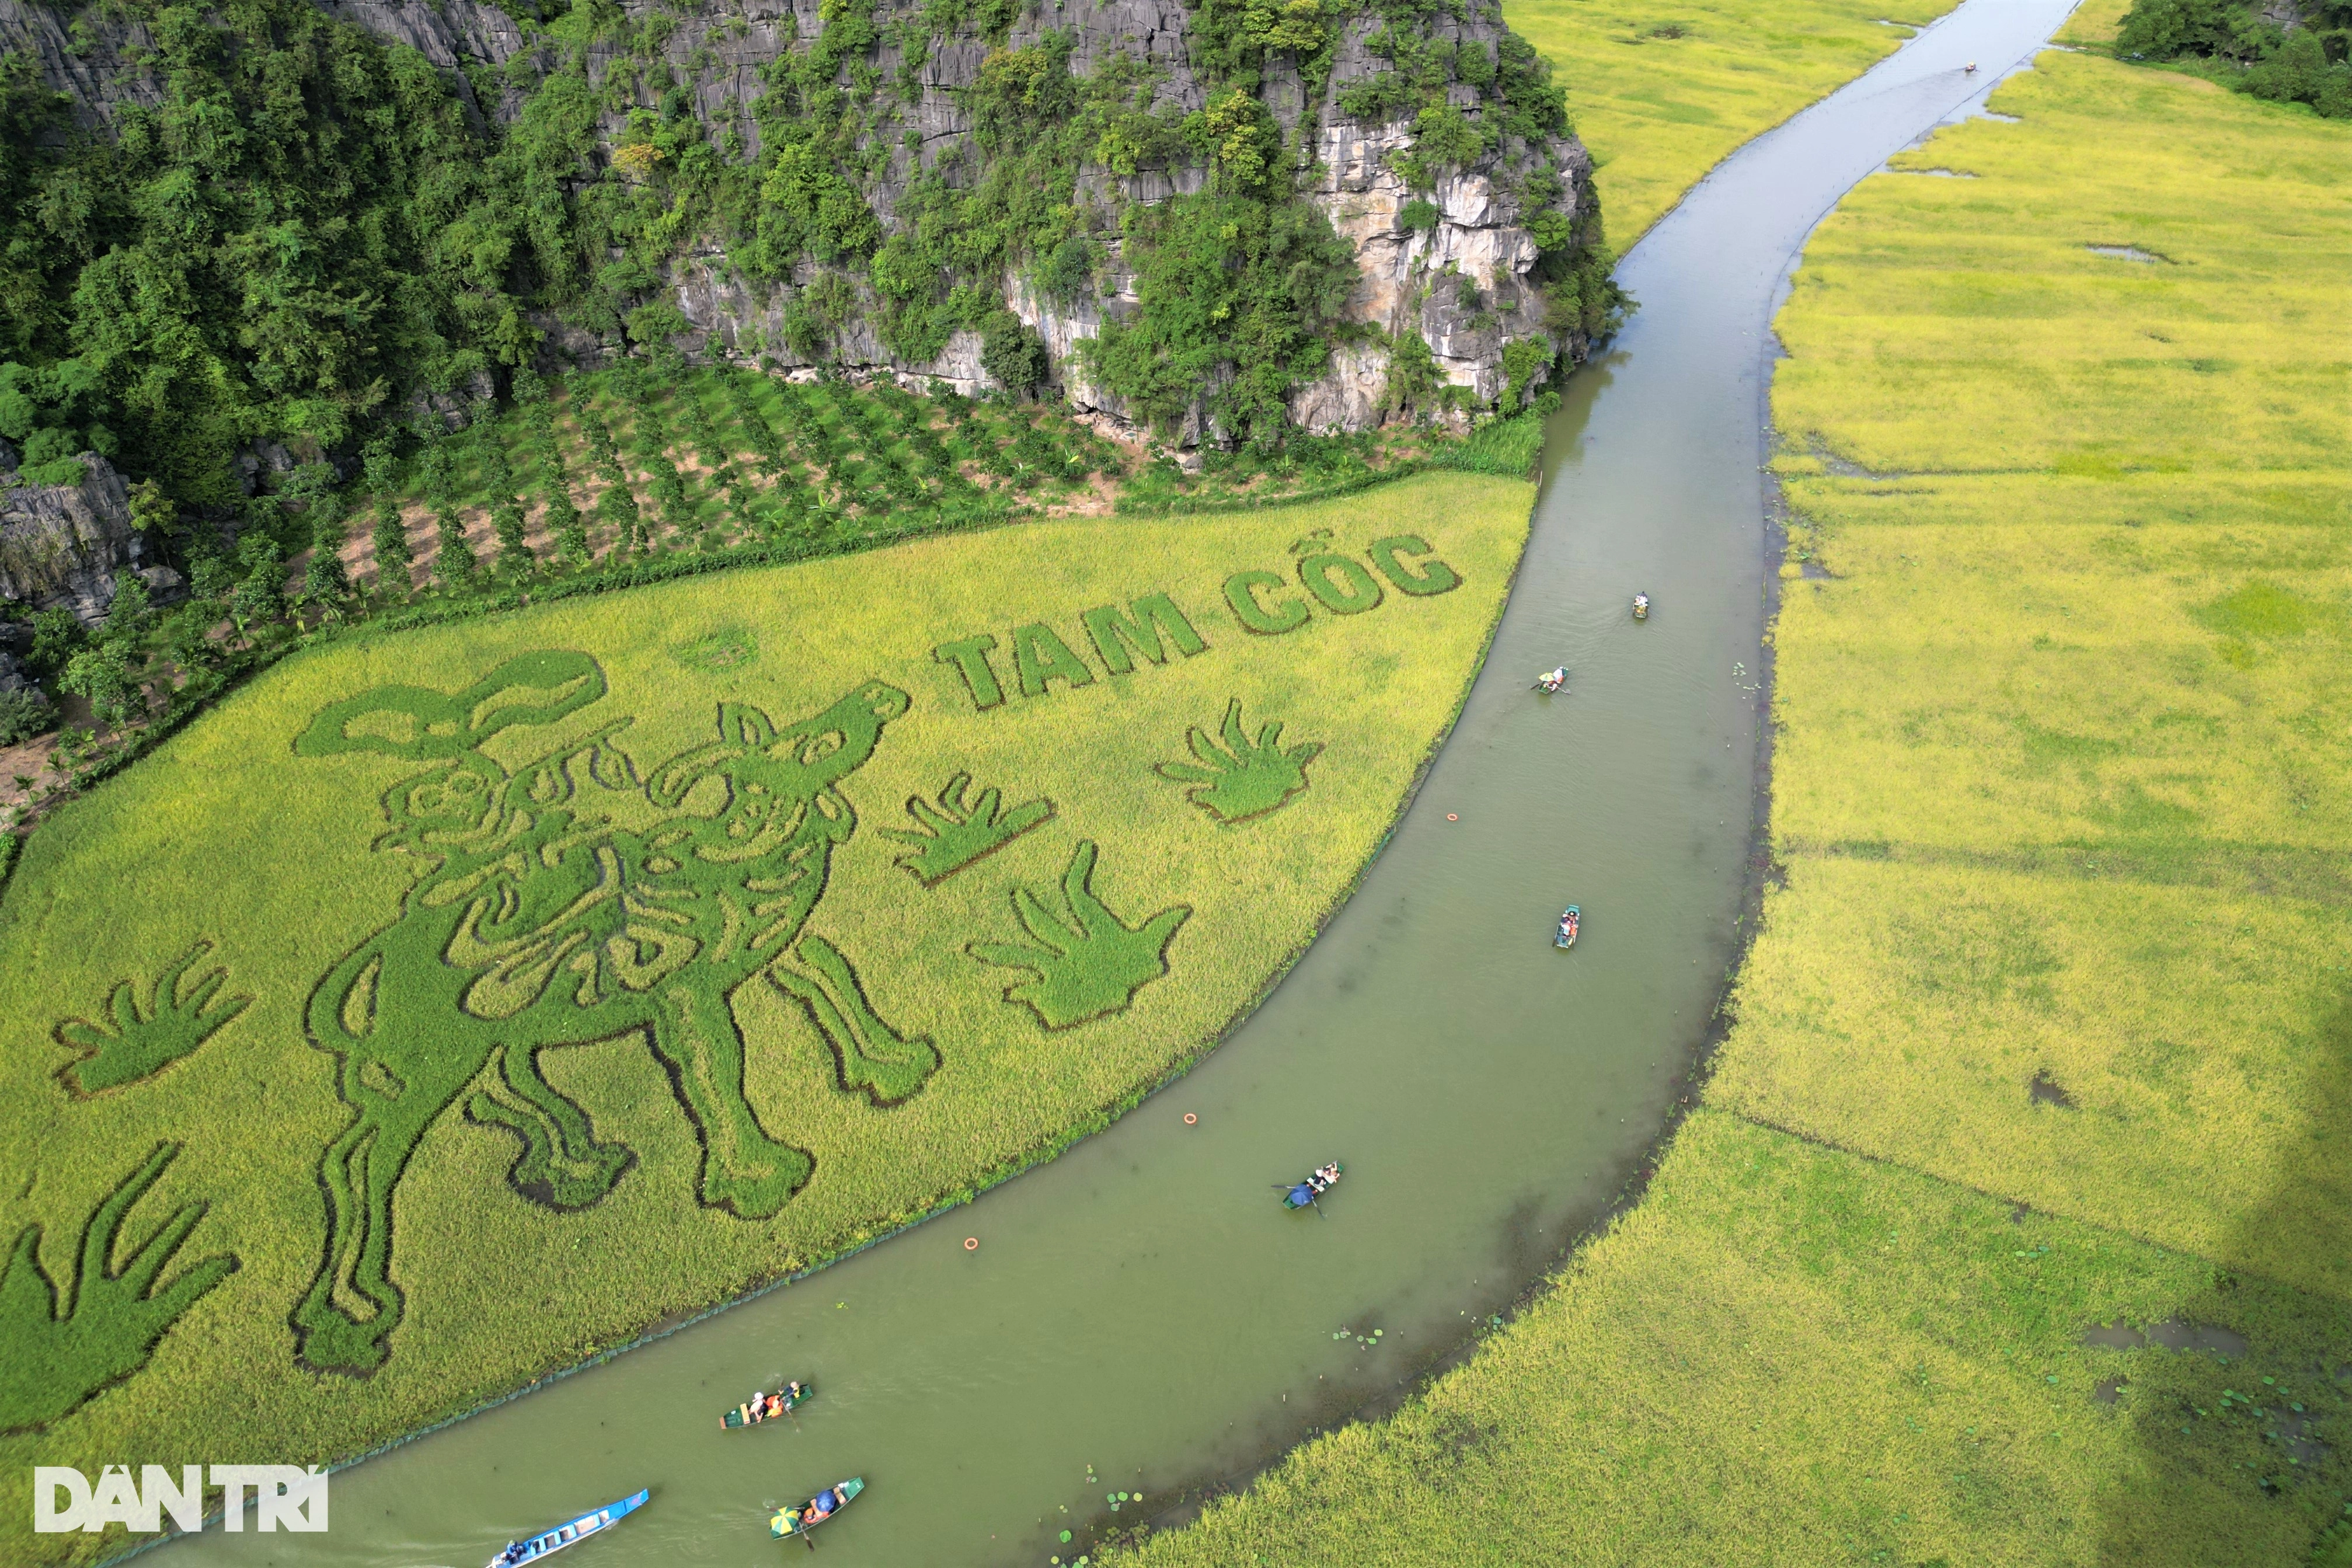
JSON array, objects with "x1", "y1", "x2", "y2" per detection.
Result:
[{"x1": 289, "y1": 651, "x2": 937, "y2": 1372}]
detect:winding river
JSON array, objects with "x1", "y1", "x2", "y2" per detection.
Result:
[{"x1": 157, "y1": 4, "x2": 2076, "y2": 1560}]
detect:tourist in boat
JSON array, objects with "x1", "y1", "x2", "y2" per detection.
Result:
[
  {"x1": 808, "y1": 1487, "x2": 841, "y2": 1520},
  {"x1": 499, "y1": 1543, "x2": 525, "y2": 1565},
  {"x1": 749, "y1": 1389, "x2": 766, "y2": 1420}
]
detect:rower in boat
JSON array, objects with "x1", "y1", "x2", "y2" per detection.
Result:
[
  {"x1": 485, "y1": 1489, "x2": 647, "y2": 1566},
  {"x1": 771, "y1": 1478, "x2": 864, "y2": 1538},
  {"x1": 722, "y1": 1378, "x2": 810, "y2": 1428},
  {"x1": 1280, "y1": 1161, "x2": 1344, "y2": 1211},
  {"x1": 1632, "y1": 593, "x2": 1650, "y2": 621},
  {"x1": 1534, "y1": 667, "x2": 1567, "y2": 694}
]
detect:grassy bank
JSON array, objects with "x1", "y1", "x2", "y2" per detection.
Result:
[
  {"x1": 1109, "y1": 37, "x2": 2352, "y2": 1568},
  {"x1": 1503, "y1": 0, "x2": 1961, "y2": 242},
  {"x1": 0, "y1": 473, "x2": 1531, "y2": 1565}
]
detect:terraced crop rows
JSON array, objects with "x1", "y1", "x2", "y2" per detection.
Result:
[{"x1": 367, "y1": 369, "x2": 1129, "y2": 590}]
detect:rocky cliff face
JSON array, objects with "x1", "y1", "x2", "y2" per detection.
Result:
[
  {"x1": 2, "y1": 0, "x2": 1594, "y2": 440},
  {"x1": 0, "y1": 454, "x2": 175, "y2": 624},
  {"x1": 637, "y1": 0, "x2": 1595, "y2": 430}
]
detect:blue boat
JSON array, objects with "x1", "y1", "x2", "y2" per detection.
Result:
[{"x1": 485, "y1": 1490, "x2": 649, "y2": 1566}]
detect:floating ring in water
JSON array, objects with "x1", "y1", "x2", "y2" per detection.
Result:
[
  {"x1": 1446, "y1": 813, "x2": 1458, "y2": 821},
  {"x1": 1183, "y1": 1113, "x2": 1197, "y2": 1125},
  {"x1": 964, "y1": 1236, "x2": 979, "y2": 1250}
]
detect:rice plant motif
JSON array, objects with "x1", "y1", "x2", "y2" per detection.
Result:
[
  {"x1": 970, "y1": 839, "x2": 1190, "y2": 1029},
  {"x1": 1155, "y1": 698, "x2": 1324, "y2": 825},
  {"x1": 880, "y1": 771, "x2": 1055, "y2": 886},
  {"x1": 286, "y1": 651, "x2": 937, "y2": 1373},
  {"x1": 0, "y1": 1144, "x2": 237, "y2": 1433},
  {"x1": 54, "y1": 941, "x2": 252, "y2": 1095}
]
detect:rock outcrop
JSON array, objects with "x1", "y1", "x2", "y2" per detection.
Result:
[{"x1": 0, "y1": 454, "x2": 173, "y2": 625}]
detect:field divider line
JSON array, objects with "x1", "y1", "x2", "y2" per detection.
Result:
[
  {"x1": 1778, "y1": 837, "x2": 2352, "y2": 905},
  {"x1": 1717, "y1": 1105, "x2": 2299, "y2": 1290}
]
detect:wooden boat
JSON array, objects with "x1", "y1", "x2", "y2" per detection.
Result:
[
  {"x1": 1555, "y1": 905, "x2": 1580, "y2": 948},
  {"x1": 722, "y1": 1379, "x2": 811, "y2": 1430},
  {"x1": 771, "y1": 1478, "x2": 863, "y2": 1538},
  {"x1": 484, "y1": 1489, "x2": 647, "y2": 1566},
  {"x1": 1632, "y1": 593, "x2": 1650, "y2": 621},
  {"x1": 1280, "y1": 1162, "x2": 1343, "y2": 1211}
]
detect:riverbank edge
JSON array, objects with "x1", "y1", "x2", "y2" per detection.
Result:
[
  {"x1": 77, "y1": 466, "x2": 1538, "y2": 1563},
  {"x1": 1062, "y1": 19, "x2": 2019, "y2": 1560},
  {"x1": 1068, "y1": 387, "x2": 1792, "y2": 1568},
  {"x1": 1102, "y1": 20, "x2": 2352, "y2": 1567}
]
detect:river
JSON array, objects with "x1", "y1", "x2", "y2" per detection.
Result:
[{"x1": 155, "y1": 2, "x2": 2076, "y2": 1560}]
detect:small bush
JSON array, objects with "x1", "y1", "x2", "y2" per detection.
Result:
[{"x1": 0, "y1": 688, "x2": 54, "y2": 745}]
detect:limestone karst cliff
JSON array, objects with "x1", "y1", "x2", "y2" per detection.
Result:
[{"x1": 0, "y1": 0, "x2": 1611, "y2": 457}]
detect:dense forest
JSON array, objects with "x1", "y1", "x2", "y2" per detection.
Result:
[
  {"x1": 2116, "y1": 0, "x2": 2350, "y2": 113},
  {"x1": 0, "y1": 0, "x2": 1612, "y2": 517}
]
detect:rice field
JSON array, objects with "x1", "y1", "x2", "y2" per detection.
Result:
[
  {"x1": 0, "y1": 473, "x2": 1532, "y2": 1563},
  {"x1": 1503, "y1": 0, "x2": 1960, "y2": 242},
  {"x1": 1109, "y1": 37, "x2": 2352, "y2": 1568}
]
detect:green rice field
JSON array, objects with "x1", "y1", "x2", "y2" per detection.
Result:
[
  {"x1": 0, "y1": 473, "x2": 1531, "y2": 1558},
  {"x1": 1110, "y1": 34, "x2": 2352, "y2": 1568}
]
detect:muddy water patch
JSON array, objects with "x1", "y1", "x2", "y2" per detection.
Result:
[
  {"x1": 2082, "y1": 1318, "x2": 2253, "y2": 1357},
  {"x1": 2029, "y1": 1069, "x2": 2077, "y2": 1109}
]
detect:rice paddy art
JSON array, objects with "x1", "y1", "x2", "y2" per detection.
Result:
[
  {"x1": 0, "y1": 476, "x2": 1531, "y2": 1534},
  {"x1": 287, "y1": 656, "x2": 928, "y2": 1372},
  {"x1": 1156, "y1": 699, "x2": 1325, "y2": 825},
  {"x1": 883, "y1": 772, "x2": 1057, "y2": 886},
  {"x1": 54, "y1": 943, "x2": 251, "y2": 1096},
  {"x1": 0, "y1": 1146, "x2": 236, "y2": 1434},
  {"x1": 970, "y1": 841, "x2": 1193, "y2": 1030}
]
